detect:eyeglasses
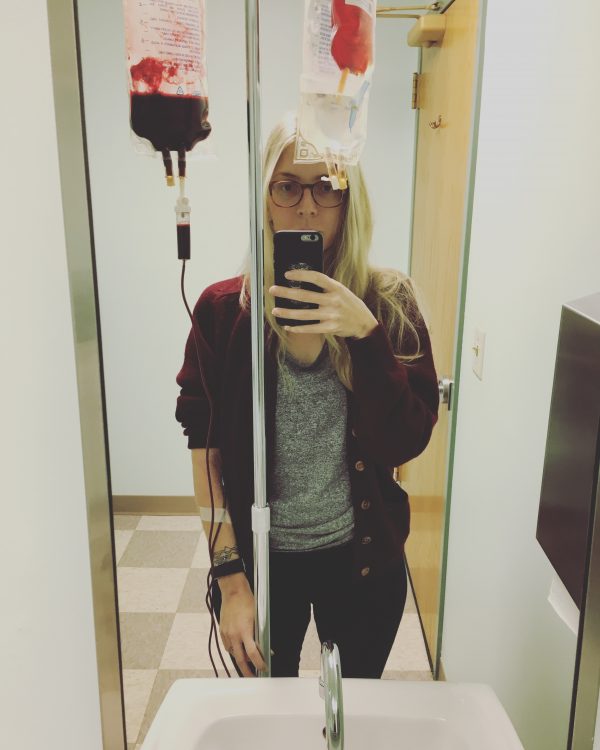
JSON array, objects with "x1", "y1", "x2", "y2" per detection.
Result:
[{"x1": 268, "y1": 179, "x2": 347, "y2": 208}]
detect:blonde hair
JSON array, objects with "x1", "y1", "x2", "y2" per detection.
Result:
[{"x1": 235, "y1": 111, "x2": 423, "y2": 392}]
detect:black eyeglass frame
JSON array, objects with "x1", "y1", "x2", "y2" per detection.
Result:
[{"x1": 268, "y1": 179, "x2": 348, "y2": 208}]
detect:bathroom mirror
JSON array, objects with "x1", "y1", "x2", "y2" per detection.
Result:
[
  {"x1": 76, "y1": 0, "x2": 434, "y2": 739},
  {"x1": 48, "y1": 0, "x2": 582, "y2": 747}
]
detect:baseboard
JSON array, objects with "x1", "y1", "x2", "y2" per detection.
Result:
[{"x1": 112, "y1": 495, "x2": 196, "y2": 515}]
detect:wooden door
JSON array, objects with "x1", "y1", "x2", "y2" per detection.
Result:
[{"x1": 402, "y1": 0, "x2": 480, "y2": 673}]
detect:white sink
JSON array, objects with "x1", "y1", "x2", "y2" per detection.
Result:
[{"x1": 140, "y1": 677, "x2": 524, "y2": 750}]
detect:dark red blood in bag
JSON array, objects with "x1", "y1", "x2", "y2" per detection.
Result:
[
  {"x1": 331, "y1": 0, "x2": 373, "y2": 75},
  {"x1": 129, "y1": 57, "x2": 211, "y2": 152}
]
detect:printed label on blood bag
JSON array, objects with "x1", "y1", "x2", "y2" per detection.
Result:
[
  {"x1": 304, "y1": 0, "x2": 339, "y2": 78},
  {"x1": 345, "y1": 0, "x2": 376, "y2": 15},
  {"x1": 124, "y1": 0, "x2": 207, "y2": 97}
]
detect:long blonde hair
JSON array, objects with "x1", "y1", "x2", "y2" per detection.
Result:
[{"x1": 235, "y1": 111, "x2": 423, "y2": 392}]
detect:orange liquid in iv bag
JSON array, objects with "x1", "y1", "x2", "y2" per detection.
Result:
[{"x1": 129, "y1": 57, "x2": 211, "y2": 152}]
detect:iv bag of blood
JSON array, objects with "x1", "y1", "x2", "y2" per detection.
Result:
[
  {"x1": 331, "y1": 0, "x2": 375, "y2": 76},
  {"x1": 123, "y1": 0, "x2": 212, "y2": 155}
]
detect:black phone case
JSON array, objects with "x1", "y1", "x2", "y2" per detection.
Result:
[{"x1": 273, "y1": 230, "x2": 324, "y2": 327}]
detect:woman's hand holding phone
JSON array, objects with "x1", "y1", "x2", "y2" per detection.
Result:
[{"x1": 269, "y1": 269, "x2": 379, "y2": 340}]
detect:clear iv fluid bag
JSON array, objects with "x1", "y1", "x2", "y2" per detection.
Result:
[{"x1": 123, "y1": 0, "x2": 211, "y2": 155}]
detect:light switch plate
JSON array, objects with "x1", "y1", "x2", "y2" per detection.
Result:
[{"x1": 472, "y1": 329, "x2": 486, "y2": 380}]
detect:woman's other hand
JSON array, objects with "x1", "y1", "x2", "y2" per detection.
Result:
[
  {"x1": 269, "y1": 269, "x2": 378, "y2": 339},
  {"x1": 219, "y1": 574, "x2": 267, "y2": 677}
]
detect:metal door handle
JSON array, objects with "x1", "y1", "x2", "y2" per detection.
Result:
[{"x1": 438, "y1": 378, "x2": 454, "y2": 410}]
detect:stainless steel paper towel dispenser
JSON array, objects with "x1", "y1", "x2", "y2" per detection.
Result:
[{"x1": 537, "y1": 292, "x2": 600, "y2": 609}]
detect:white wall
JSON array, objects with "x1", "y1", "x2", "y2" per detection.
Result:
[
  {"x1": 76, "y1": 0, "x2": 418, "y2": 497},
  {"x1": 442, "y1": 1, "x2": 600, "y2": 748},
  {"x1": 0, "y1": 3, "x2": 103, "y2": 749}
]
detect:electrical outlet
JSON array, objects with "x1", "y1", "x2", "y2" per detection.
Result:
[{"x1": 472, "y1": 329, "x2": 486, "y2": 380}]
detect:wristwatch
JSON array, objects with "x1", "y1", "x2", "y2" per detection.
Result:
[{"x1": 212, "y1": 557, "x2": 246, "y2": 579}]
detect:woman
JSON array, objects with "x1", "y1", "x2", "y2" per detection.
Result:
[{"x1": 175, "y1": 112, "x2": 439, "y2": 679}]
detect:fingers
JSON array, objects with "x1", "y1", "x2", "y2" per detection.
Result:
[
  {"x1": 284, "y1": 269, "x2": 334, "y2": 288},
  {"x1": 230, "y1": 642, "x2": 256, "y2": 677},
  {"x1": 242, "y1": 635, "x2": 268, "y2": 673},
  {"x1": 223, "y1": 637, "x2": 268, "y2": 677},
  {"x1": 272, "y1": 307, "x2": 327, "y2": 320},
  {"x1": 269, "y1": 286, "x2": 325, "y2": 306}
]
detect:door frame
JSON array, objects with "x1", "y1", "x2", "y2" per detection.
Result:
[{"x1": 407, "y1": 0, "x2": 490, "y2": 679}]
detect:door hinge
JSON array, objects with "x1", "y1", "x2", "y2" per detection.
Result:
[{"x1": 412, "y1": 72, "x2": 420, "y2": 110}]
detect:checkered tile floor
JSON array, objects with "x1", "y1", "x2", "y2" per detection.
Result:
[{"x1": 114, "y1": 514, "x2": 432, "y2": 748}]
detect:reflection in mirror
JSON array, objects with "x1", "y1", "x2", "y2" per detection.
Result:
[
  {"x1": 76, "y1": 0, "x2": 438, "y2": 739},
  {"x1": 72, "y1": 0, "x2": 458, "y2": 743}
]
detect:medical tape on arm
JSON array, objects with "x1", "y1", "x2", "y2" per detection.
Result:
[{"x1": 197, "y1": 506, "x2": 232, "y2": 524}]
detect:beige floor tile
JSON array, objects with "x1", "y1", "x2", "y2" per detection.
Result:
[
  {"x1": 383, "y1": 613, "x2": 430, "y2": 672},
  {"x1": 137, "y1": 515, "x2": 202, "y2": 532},
  {"x1": 117, "y1": 567, "x2": 189, "y2": 613},
  {"x1": 160, "y1": 612, "x2": 228, "y2": 670},
  {"x1": 178, "y1": 568, "x2": 210, "y2": 613},
  {"x1": 299, "y1": 614, "x2": 321, "y2": 670},
  {"x1": 122, "y1": 669, "x2": 157, "y2": 745},
  {"x1": 405, "y1": 581, "x2": 417, "y2": 614},
  {"x1": 191, "y1": 532, "x2": 212, "y2": 568},
  {"x1": 115, "y1": 530, "x2": 135, "y2": 564},
  {"x1": 114, "y1": 514, "x2": 141, "y2": 530},
  {"x1": 119, "y1": 530, "x2": 198, "y2": 568},
  {"x1": 119, "y1": 612, "x2": 175, "y2": 669},
  {"x1": 137, "y1": 670, "x2": 236, "y2": 746}
]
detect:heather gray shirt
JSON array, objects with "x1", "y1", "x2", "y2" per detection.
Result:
[{"x1": 268, "y1": 342, "x2": 355, "y2": 551}]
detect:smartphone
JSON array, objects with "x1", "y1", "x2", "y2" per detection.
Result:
[{"x1": 273, "y1": 230, "x2": 324, "y2": 328}]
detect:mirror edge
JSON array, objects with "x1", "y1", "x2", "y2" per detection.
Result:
[{"x1": 46, "y1": 0, "x2": 126, "y2": 747}]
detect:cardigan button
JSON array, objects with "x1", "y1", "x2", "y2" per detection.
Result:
[
  {"x1": 361, "y1": 566, "x2": 370, "y2": 577},
  {"x1": 361, "y1": 500, "x2": 371, "y2": 511},
  {"x1": 361, "y1": 536, "x2": 372, "y2": 545},
  {"x1": 355, "y1": 460, "x2": 365, "y2": 471}
]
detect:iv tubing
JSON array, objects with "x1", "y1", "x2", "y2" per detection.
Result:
[{"x1": 245, "y1": 0, "x2": 272, "y2": 677}]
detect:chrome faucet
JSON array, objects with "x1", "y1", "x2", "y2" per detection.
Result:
[{"x1": 319, "y1": 641, "x2": 344, "y2": 750}]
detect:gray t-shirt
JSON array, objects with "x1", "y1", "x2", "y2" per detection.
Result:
[{"x1": 268, "y1": 342, "x2": 355, "y2": 551}]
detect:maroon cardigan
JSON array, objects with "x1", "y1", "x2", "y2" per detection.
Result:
[{"x1": 175, "y1": 275, "x2": 439, "y2": 584}]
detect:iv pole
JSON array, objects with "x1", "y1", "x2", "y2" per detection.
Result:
[{"x1": 244, "y1": 0, "x2": 271, "y2": 677}]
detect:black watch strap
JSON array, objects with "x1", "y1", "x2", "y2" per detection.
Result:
[{"x1": 212, "y1": 557, "x2": 246, "y2": 580}]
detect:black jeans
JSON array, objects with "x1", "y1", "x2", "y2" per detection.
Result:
[{"x1": 211, "y1": 540, "x2": 407, "y2": 678}]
